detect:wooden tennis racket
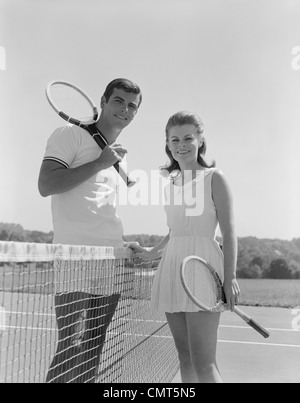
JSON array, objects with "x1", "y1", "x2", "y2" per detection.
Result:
[
  {"x1": 45, "y1": 80, "x2": 135, "y2": 187},
  {"x1": 181, "y1": 256, "x2": 270, "y2": 338}
]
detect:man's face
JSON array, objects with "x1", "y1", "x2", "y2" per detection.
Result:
[{"x1": 101, "y1": 88, "x2": 141, "y2": 129}]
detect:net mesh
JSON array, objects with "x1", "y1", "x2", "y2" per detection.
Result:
[
  {"x1": 0, "y1": 241, "x2": 179, "y2": 383},
  {"x1": 183, "y1": 258, "x2": 223, "y2": 311}
]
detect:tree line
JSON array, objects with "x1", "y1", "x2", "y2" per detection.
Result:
[{"x1": 1, "y1": 222, "x2": 300, "y2": 279}]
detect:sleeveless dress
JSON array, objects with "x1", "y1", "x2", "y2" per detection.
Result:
[{"x1": 151, "y1": 168, "x2": 224, "y2": 313}]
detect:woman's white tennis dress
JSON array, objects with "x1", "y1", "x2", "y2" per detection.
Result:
[{"x1": 151, "y1": 168, "x2": 224, "y2": 313}]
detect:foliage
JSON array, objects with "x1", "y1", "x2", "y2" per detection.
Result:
[
  {"x1": 237, "y1": 279, "x2": 300, "y2": 308},
  {"x1": 0, "y1": 222, "x2": 54, "y2": 244},
  {"x1": 1, "y1": 223, "x2": 300, "y2": 279},
  {"x1": 236, "y1": 236, "x2": 300, "y2": 279}
]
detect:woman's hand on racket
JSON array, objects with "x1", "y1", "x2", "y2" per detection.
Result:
[
  {"x1": 223, "y1": 278, "x2": 240, "y2": 311},
  {"x1": 97, "y1": 143, "x2": 127, "y2": 169}
]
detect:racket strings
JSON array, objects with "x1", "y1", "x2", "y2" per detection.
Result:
[
  {"x1": 184, "y1": 260, "x2": 223, "y2": 311},
  {"x1": 50, "y1": 83, "x2": 95, "y2": 123}
]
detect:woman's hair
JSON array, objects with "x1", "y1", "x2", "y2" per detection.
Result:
[
  {"x1": 163, "y1": 111, "x2": 216, "y2": 173},
  {"x1": 102, "y1": 78, "x2": 142, "y2": 106}
]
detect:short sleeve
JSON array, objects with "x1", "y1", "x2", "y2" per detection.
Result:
[{"x1": 43, "y1": 125, "x2": 79, "y2": 168}]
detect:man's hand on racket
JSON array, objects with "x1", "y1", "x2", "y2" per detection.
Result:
[
  {"x1": 97, "y1": 143, "x2": 127, "y2": 170},
  {"x1": 45, "y1": 80, "x2": 136, "y2": 187},
  {"x1": 223, "y1": 277, "x2": 240, "y2": 312}
]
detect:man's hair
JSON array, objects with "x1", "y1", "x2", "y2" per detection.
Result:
[{"x1": 102, "y1": 78, "x2": 142, "y2": 106}]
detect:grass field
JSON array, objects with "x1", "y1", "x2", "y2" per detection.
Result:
[
  {"x1": 1, "y1": 263, "x2": 299, "y2": 309},
  {"x1": 238, "y1": 279, "x2": 300, "y2": 308}
]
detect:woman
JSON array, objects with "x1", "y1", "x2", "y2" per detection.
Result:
[{"x1": 131, "y1": 111, "x2": 240, "y2": 383}]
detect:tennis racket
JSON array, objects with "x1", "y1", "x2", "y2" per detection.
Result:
[
  {"x1": 181, "y1": 256, "x2": 270, "y2": 339},
  {"x1": 45, "y1": 80, "x2": 135, "y2": 187}
]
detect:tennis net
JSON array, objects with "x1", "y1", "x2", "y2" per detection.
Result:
[{"x1": 0, "y1": 241, "x2": 179, "y2": 383}]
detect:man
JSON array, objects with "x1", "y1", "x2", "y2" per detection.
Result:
[{"x1": 38, "y1": 78, "x2": 142, "y2": 383}]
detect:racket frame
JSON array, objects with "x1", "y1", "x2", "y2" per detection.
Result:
[
  {"x1": 180, "y1": 255, "x2": 270, "y2": 339},
  {"x1": 46, "y1": 80, "x2": 99, "y2": 126},
  {"x1": 45, "y1": 80, "x2": 135, "y2": 187},
  {"x1": 181, "y1": 255, "x2": 224, "y2": 313}
]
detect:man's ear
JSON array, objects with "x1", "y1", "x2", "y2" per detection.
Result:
[{"x1": 100, "y1": 95, "x2": 106, "y2": 109}]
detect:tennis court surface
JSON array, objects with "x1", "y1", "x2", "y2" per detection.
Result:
[
  {"x1": 1, "y1": 241, "x2": 299, "y2": 383},
  {"x1": 172, "y1": 306, "x2": 300, "y2": 383},
  {"x1": 0, "y1": 241, "x2": 178, "y2": 383}
]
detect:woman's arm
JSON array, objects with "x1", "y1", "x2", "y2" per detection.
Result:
[
  {"x1": 211, "y1": 169, "x2": 240, "y2": 310},
  {"x1": 130, "y1": 232, "x2": 170, "y2": 261}
]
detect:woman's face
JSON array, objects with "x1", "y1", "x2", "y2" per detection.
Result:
[{"x1": 167, "y1": 124, "x2": 202, "y2": 163}]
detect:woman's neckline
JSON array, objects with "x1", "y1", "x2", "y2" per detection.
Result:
[{"x1": 172, "y1": 168, "x2": 211, "y2": 188}]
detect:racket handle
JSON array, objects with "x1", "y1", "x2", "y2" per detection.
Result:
[
  {"x1": 247, "y1": 318, "x2": 270, "y2": 339},
  {"x1": 113, "y1": 162, "x2": 136, "y2": 187},
  {"x1": 86, "y1": 125, "x2": 135, "y2": 187},
  {"x1": 233, "y1": 307, "x2": 270, "y2": 339}
]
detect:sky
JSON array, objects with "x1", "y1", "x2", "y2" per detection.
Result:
[{"x1": 0, "y1": 0, "x2": 300, "y2": 240}]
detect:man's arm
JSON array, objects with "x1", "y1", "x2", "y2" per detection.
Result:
[
  {"x1": 130, "y1": 232, "x2": 170, "y2": 261},
  {"x1": 38, "y1": 144, "x2": 127, "y2": 197}
]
